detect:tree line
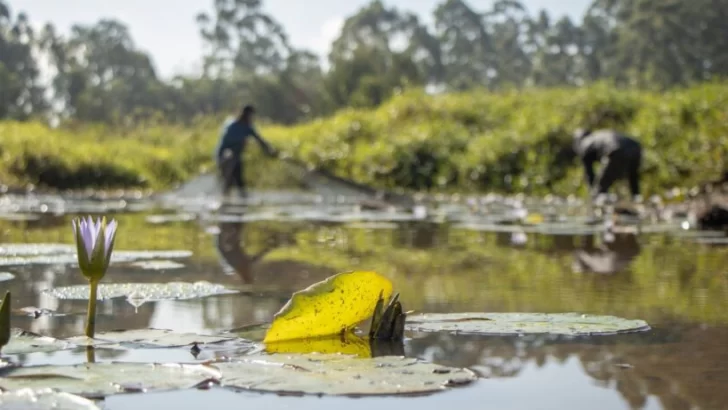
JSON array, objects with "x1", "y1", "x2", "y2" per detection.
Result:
[{"x1": 1, "y1": 0, "x2": 727, "y2": 126}]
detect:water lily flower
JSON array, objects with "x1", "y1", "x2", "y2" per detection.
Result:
[{"x1": 72, "y1": 216, "x2": 118, "y2": 338}]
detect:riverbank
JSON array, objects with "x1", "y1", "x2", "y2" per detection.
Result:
[{"x1": 1, "y1": 82, "x2": 726, "y2": 196}]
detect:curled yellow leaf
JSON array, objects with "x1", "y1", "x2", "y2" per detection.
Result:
[{"x1": 263, "y1": 271, "x2": 393, "y2": 343}]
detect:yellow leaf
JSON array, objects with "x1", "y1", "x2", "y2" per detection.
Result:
[
  {"x1": 263, "y1": 271, "x2": 393, "y2": 343},
  {"x1": 265, "y1": 333, "x2": 371, "y2": 357}
]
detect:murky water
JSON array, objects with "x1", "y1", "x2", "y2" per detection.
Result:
[{"x1": 0, "y1": 191, "x2": 726, "y2": 410}]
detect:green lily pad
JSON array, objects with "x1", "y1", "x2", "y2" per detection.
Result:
[
  {"x1": 72, "y1": 329, "x2": 238, "y2": 348},
  {"x1": 0, "y1": 213, "x2": 41, "y2": 222},
  {"x1": 129, "y1": 260, "x2": 185, "y2": 270},
  {"x1": 44, "y1": 281, "x2": 238, "y2": 301},
  {"x1": 0, "y1": 388, "x2": 101, "y2": 410},
  {"x1": 0, "y1": 243, "x2": 74, "y2": 257},
  {"x1": 0, "y1": 272, "x2": 14, "y2": 282},
  {"x1": 405, "y1": 313, "x2": 651, "y2": 336},
  {"x1": 216, "y1": 354, "x2": 477, "y2": 396},
  {"x1": 3, "y1": 329, "x2": 76, "y2": 355},
  {"x1": 0, "y1": 249, "x2": 192, "y2": 267},
  {"x1": 0, "y1": 362, "x2": 221, "y2": 398},
  {"x1": 111, "y1": 250, "x2": 193, "y2": 262}
]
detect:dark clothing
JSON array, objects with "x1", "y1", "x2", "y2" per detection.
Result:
[
  {"x1": 574, "y1": 129, "x2": 642, "y2": 197},
  {"x1": 214, "y1": 118, "x2": 274, "y2": 195},
  {"x1": 215, "y1": 118, "x2": 272, "y2": 161}
]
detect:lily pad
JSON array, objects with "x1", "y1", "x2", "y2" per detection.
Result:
[
  {"x1": 76, "y1": 329, "x2": 237, "y2": 348},
  {"x1": 0, "y1": 243, "x2": 74, "y2": 257},
  {"x1": 111, "y1": 250, "x2": 193, "y2": 262},
  {"x1": 0, "y1": 388, "x2": 101, "y2": 410},
  {"x1": 44, "y1": 281, "x2": 238, "y2": 301},
  {"x1": 145, "y1": 213, "x2": 195, "y2": 224},
  {"x1": 3, "y1": 329, "x2": 75, "y2": 355},
  {"x1": 0, "y1": 272, "x2": 13, "y2": 282},
  {"x1": 0, "y1": 249, "x2": 193, "y2": 267},
  {"x1": 129, "y1": 260, "x2": 185, "y2": 270},
  {"x1": 405, "y1": 313, "x2": 651, "y2": 336},
  {"x1": 0, "y1": 362, "x2": 221, "y2": 398},
  {"x1": 216, "y1": 354, "x2": 477, "y2": 396},
  {"x1": 264, "y1": 271, "x2": 393, "y2": 343}
]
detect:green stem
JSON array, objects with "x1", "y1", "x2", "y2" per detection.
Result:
[
  {"x1": 86, "y1": 346, "x2": 96, "y2": 363},
  {"x1": 86, "y1": 280, "x2": 98, "y2": 338}
]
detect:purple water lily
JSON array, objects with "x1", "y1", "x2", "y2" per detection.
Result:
[
  {"x1": 72, "y1": 216, "x2": 117, "y2": 280},
  {"x1": 71, "y1": 216, "x2": 118, "y2": 339}
]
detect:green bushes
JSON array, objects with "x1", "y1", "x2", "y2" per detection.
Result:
[{"x1": 1, "y1": 82, "x2": 726, "y2": 195}]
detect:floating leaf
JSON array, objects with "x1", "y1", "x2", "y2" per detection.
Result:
[
  {"x1": 44, "y1": 281, "x2": 238, "y2": 301},
  {"x1": 0, "y1": 388, "x2": 101, "y2": 410},
  {"x1": 129, "y1": 260, "x2": 185, "y2": 270},
  {"x1": 405, "y1": 313, "x2": 651, "y2": 336},
  {"x1": 0, "y1": 243, "x2": 74, "y2": 257},
  {"x1": 0, "y1": 362, "x2": 221, "y2": 398},
  {"x1": 217, "y1": 354, "x2": 477, "y2": 396},
  {"x1": 263, "y1": 271, "x2": 393, "y2": 343},
  {"x1": 0, "y1": 272, "x2": 15, "y2": 282},
  {"x1": 145, "y1": 213, "x2": 195, "y2": 224},
  {"x1": 0, "y1": 249, "x2": 192, "y2": 267},
  {"x1": 265, "y1": 334, "x2": 371, "y2": 357},
  {"x1": 3, "y1": 329, "x2": 75, "y2": 355},
  {"x1": 111, "y1": 250, "x2": 193, "y2": 262},
  {"x1": 72, "y1": 329, "x2": 237, "y2": 348}
]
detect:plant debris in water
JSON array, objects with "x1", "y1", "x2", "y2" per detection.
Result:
[
  {"x1": 215, "y1": 354, "x2": 477, "y2": 396},
  {"x1": 44, "y1": 281, "x2": 238, "y2": 301},
  {"x1": 369, "y1": 292, "x2": 406, "y2": 341},
  {"x1": 405, "y1": 312, "x2": 651, "y2": 336}
]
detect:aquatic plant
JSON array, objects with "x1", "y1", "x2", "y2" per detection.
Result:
[
  {"x1": 0, "y1": 292, "x2": 10, "y2": 354},
  {"x1": 72, "y1": 217, "x2": 118, "y2": 338}
]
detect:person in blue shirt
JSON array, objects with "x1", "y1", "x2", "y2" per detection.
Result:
[{"x1": 215, "y1": 105, "x2": 277, "y2": 196}]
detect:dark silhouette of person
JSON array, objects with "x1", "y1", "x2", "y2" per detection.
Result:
[
  {"x1": 214, "y1": 220, "x2": 275, "y2": 284},
  {"x1": 573, "y1": 128, "x2": 643, "y2": 202},
  {"x1": 214, "y1": 105, "x2": 277, "y2": 196},
  {"x1": 572, "y1": 232, "x2": 641, "y2": 275}
]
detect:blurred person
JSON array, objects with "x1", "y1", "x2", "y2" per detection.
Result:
[
  {"x1": 215, "y1": 105, "x2": 278, "y2": 196},
  {"x1": 573, "y1": 128, "x2": 643, "y2": 203}
]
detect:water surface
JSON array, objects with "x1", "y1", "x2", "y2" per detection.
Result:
[{"x1": 0, "y1": 191, "x2": 726, "y2": 410}]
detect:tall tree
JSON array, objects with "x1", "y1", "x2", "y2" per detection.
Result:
[{"x1": 0, "y1": 1, "x2": 46, "y2": 119}]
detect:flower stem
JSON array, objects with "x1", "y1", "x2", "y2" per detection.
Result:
[
  {"x1": 86, "y1": 279, "x2": 99, "y2": 338},
  {"x1": 86, "y1": 346, "x2": 96, "y2": 363}
]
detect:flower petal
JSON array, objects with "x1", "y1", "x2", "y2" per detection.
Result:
[
  {"x1": 104, "y1": 219, "x2": 117, "y2": 257},
  {"x1": 80, "y1": 218, "x2": 94, "y2": 257}
]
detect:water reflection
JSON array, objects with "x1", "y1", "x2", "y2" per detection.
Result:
[
  {"x1": 0, "y1": 208, "x2": 727, "y2": 409},
  {"x1": 215, "y1": 219, "x2": 273, "y2": 284},
  {"x1": 573, "y1": 233, "x2": 642, "y2": 275}
]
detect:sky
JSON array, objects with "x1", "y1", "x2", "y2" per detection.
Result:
[{"x1": 12, "y1": 0, "x2": 590, "y2": 79}]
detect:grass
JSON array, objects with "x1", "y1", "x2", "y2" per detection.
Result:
[{"x1": 1, "y1": 81, "x2": 727, "y2": 196}]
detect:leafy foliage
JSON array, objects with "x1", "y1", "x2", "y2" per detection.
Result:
[{"x1": 5, "y1": 82, "x2": 726, "y2": 195}]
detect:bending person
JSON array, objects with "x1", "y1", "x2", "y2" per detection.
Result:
[
  {"x1": 573, "y1": 128, "x2": 643, "y2": 202},
  {"x1": 215, "y1": 105, "x2": 277, "y2": 196}
]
